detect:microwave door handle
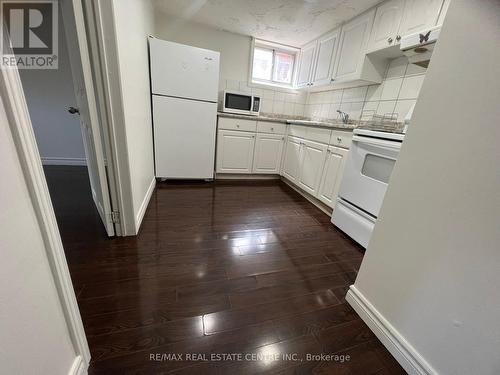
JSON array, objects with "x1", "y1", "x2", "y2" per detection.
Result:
[{"x1": 352, "y1": 135, "x2": 402, "y2": 150}]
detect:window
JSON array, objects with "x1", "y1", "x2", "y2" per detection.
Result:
[{"x1": 251, "y1": 40, "x2": 297, "y2": 87}]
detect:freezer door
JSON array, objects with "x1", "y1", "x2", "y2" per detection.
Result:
[
  {"x1": 149, "y1": 37, "x2": 220, "y2": 102},
  {"x1": 153, "y1": 95, "x2": 217, "y2": 179}
]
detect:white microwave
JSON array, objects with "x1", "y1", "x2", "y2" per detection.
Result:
[{"x1": 222, "y1": 90, "x2": 260, "y2": 116}]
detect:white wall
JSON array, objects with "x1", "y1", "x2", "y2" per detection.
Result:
[
  {"x1": 0, "y1": 93, "x2": 77, "y2": 373},
  {"x1": 350, "y1": 1, "x2": 500, "y2": 374},
  {"x1": 18, "y1": 14, "x2": 86, "y2": 166},
  {"x1": 154, "y1": 12, "x2": 251, "y2": 92},
  {"x1": 111, "y1": 0, "x2": 156, "y2": 231},
  {"x1": 153, "y1": 12, "x2": 308, "y2": 116}
]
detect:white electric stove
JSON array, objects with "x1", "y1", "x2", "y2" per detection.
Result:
[{"x1": 331, "y1": 129, "x2": 404, "y2": 248}]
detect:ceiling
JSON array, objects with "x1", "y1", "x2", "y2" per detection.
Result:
[{"x1": 153, "y1": 0, "x2": 381, "y2": 46}]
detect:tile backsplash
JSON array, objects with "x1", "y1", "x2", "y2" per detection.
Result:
[
  {"x1": 218, "y1": 80, "x2": 307, "y2": 117},
  {"x1": 217, "y1": 56, "x2": 425, "y2": 122},
  {"x1": 305, "y1": 56, "x2": 426, "y2": 123}
]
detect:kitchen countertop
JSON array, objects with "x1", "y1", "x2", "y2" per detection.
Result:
[{"x1": 217, "y1": 112, "x2": 357, "y2": 131}]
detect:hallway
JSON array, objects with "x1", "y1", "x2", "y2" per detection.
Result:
[{"x1": 45, "y1": 168, "x2": 404, "y2": 374}]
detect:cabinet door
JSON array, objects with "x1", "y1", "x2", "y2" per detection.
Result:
[
  {"x1": 334, "y1": 8, "x2": 375, "y2": 82},
  {"x1": 298, "y1": 139, "x2": 328, "y2": 196},
  {"x1": 367, "y1": 0, "x2": 405, "y2": 53},
  {"x1": 398, "y1": 0, "x2": 443, "y2": 37},
  {"x1": 216, "y1": 130, "x2": 255, "y2": 174},
  {"x1": 318, "y1": 146, "x2": 348, "y2": 208},
  {"x1": 252, "y1": 133, "x2": 284, "y2": 174},
  {"x1": 296, "y1": 41, "x2": 317, "y2": 88},
  {"x1": 282, "y1": 137, "x2": 303, "y2": 183},
  {"x1": 436, "y1": 0, "x2": 450, "y2": 26},
  {"x1": 312, "y1": 28, "x2": 340, "y2": 86}
]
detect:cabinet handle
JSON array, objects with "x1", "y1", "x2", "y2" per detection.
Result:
[
  {"x1": 396, "y1": 35, "x2": 401, "y2": 42},
  {"x1": 271, "y1": 127, "x2": 274, "y2": 131},
  {"x1": 337, "y1": 137, "x2": 342, "y2": 142},
  {"x1": 236, "y1": 124, "x2": 240, "y2": 128},
  {"x1": 331, "y1": 78, "x2": 335, "y2": 82},
  {"x1": 388, "y1": 37, "x2": 393, "y2": 44}
]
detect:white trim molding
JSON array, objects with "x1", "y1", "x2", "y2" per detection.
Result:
[
  {"x1": 41, "y1": 157, "x2": 87, "y2": 166},
  {"x1": 346, "y1": 286, "x2": 438, "y2": 375},
  {"x1": 1, "y1": 34, "x2": 90, "y2": 374},
  {"x1": 135, "y1": 177, "x2": 156, "y2": 233},
  {"x1": 68, "y1": 356, "x2": 87, "y2": 375}
]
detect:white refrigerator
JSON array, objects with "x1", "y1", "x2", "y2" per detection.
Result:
[{"x1": 149, "y1": 37, "x2": 220, "y2": 179}]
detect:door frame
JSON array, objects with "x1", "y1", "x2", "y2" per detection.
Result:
[
  {"x1": 1, "y1": 49, "x2": 90, "y2": 374},
  {"x1": 62, "y1": 0, "x2": 117, "y2": 236},
  {"x1": 82, "y1": 0, "x2": 137, "y2": 235}
]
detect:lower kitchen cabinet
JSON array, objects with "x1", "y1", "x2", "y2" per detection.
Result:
[
  {"x1": 282, "y1": 136, "x2": 303, "y2": 183},
  {"x1": 297, "y1": 139, "x2": 329, "y2": 196},
  {"x1": 318, "y1": 146, "x2": 348, "y2": 208},
  {"x1": 216, "y1": 117, "x2": 351, "y2": 211},
  {"x1": 216, "y1": 130, "x2": 255, "y2": 174},
  {"x1": 252, "y1": 133, "x2": 285, "y2": 174}
]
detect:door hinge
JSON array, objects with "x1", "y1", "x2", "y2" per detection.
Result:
[{"x1": 110, "y1": 211, "x2": 120, "y2": 223}]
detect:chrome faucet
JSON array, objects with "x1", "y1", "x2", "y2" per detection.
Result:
[{"x1": 337, "y1": 110, "x2": 349, "y2": 124}]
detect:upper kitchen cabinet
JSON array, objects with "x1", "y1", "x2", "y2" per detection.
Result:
[
  {"x1": 311, "y1": 28, "x2": 341, "y2": 87},
  {"x1": 333, "y1": 8, "x2": 385, "y2": 86},
  {"x1": 367, "y1": 0, "x2": 405, "y2": 53},
  {"x1": 398, "y1": 0, "x2": 444, "y2": 37},
  {"x1": 296, "y1": 41, "x2": 317, "y2": 88},
  {"x1": 366, "y1": 0, "x2": 445, "y2": 55},
  {"x1": 436, "y1": 0, "x2": 450, "y2": 26}
]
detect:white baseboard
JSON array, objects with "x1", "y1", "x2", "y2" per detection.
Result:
[
  {"x1": 68, "y1": 355, "x2": 88, "y2": 375},
  {"x1": 42, "y1": 157, "x2": 87, "y2": 166},
  {"x1": 135, "y1": 177, "x2": 156, "y2": 233},
  {"x1": 346, "y1": 286, "x2": 437, "y2": 375}
]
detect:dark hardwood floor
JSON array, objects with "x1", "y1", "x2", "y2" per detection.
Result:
[{"x1": 44, "y1": 166, "x2": 406, "y2": 374}]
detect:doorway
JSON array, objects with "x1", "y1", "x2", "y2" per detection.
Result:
[{"x1": 16, "y1": 0, "x2": 119, "y2": 239}]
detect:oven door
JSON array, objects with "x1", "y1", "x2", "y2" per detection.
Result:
[
  {"x1": 224, "y1": 92, "x2": 253, "y2": 115},
  {"x1": 339, "y1": 135, "x2": 401, "y2": 218}
]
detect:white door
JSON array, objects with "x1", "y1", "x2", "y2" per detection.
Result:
[
  {"x1": 298, "y1": 139, "x2": 328, "y2": 196},
  {"x1": 252, "y1": 133, "x2": 284, "y2": 174},
  {"x1": 153, "y1": 95, "x2": 217, "y2": 179},
  {"x1": 334, "y1": 9, "x2": 375, "y2": 82},
  {"x1": 296, "y1": 41, "x2": 316, "y2": 88},
  {"x1": 282, "y1": 136, "x2": 302, "y2": 182},
  {"x1": 367, "y1": 0, "x2": 405, "y2": 53},
  {"x1": 318, "y1": 146, "x2": 348, "y2": 208},
  {"x1": 398, "y1": 0, "x2": 443, "y2": 36},
  {"x1": 312, "y1": 28, "x2": 340, "y2": 86},
  {"x1": 216, "y1": 130, "x2": 255, "y2": 174},
  {"x1": 61, "y1": 0, "x2": 115, "y2": 236},
  {"x1": 149, "y1": 37, "x2": 220, "y2": 102}
]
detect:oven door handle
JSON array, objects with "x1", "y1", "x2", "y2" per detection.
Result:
[{"x1": 352, "y1": 135, "x2": 402, "y2": 150}]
